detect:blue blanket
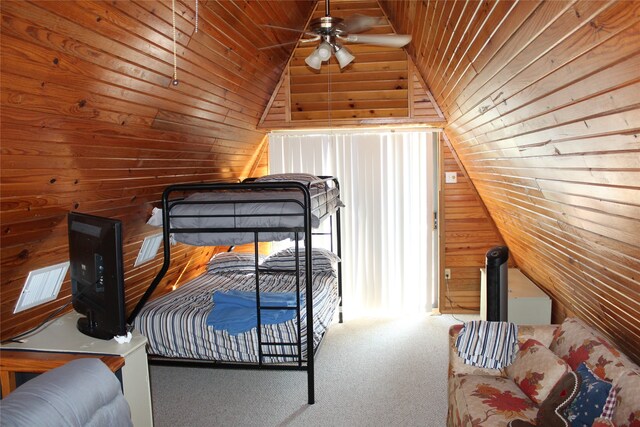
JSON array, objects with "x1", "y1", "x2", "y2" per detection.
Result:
[{"x1": 206, "y1": 290, "x2": 302, "y2": 335}]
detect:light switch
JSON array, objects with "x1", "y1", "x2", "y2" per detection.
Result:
[{"x1": 445, "y1": 172, "x2": 457, "y2": 184}]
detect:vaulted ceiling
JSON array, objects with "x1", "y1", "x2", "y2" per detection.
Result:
[{"x1": 1, "y1": 1, "x2": 639, "y2": 362}]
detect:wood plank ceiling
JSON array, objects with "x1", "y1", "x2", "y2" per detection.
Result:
[{"x1": 381, "y1": 0, "x2": 640, "y2": 363}]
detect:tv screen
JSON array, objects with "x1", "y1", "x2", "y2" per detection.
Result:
[{"x1": 68, "y1": 212, "x2": 127, "y2": 340}]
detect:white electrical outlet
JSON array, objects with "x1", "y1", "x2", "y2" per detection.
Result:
[
  {"x1": 445, "y1": 172, "x2": 457, "y2": 183},
  {"x1": 444, "y1": 269, "x2": 451, "y2": 280}
]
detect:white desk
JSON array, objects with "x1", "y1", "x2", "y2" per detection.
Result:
[
  {"x1": 1, "y1": 312, "x2": 153, "y2": 427},
  {"x1": 480, "y1": 268, "x2": 551, "y2": 324}
]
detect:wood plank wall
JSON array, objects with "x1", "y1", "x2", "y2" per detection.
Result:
[
  {"x1": 439, "y1": 137, "x2": 508, "y2": 314},
  {"x1": 382, "y1": 0, "x2": 640, "y2": 363},
  {"x1": 0, "y1": 0, "x2": 313, "y2": 340}
]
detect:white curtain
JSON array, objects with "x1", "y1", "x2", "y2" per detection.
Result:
[{"x1": 268, "y1": 130, "x2": 436, "y2": 318}]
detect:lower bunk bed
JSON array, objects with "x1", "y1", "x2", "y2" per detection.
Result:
[
  {"x1": 128, "y1": 174, "x2": 344, "y2": 404},
  {"x1": 134, "y1": 256, "x2": 339, "y2": 363}
]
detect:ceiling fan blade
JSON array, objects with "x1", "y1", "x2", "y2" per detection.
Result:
[
  {"x1": 258, "y1": 40, "x2": 301, "y2": 50},
  {"x1": 340, "y1": 14, "x2": 382, "y2": 34},
  {"x1": 261, "y1": 24, "x2": 316, "y2": 38},
  {"x1": 340, "y1": 34, "x2": 412, "y2": 48},
  {"x1": 259, "y1": 34, "x2": 321, "y2": 50}
]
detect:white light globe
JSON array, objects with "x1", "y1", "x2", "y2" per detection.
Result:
[
  {"x1": 334, "y1": 46, "x2": 355, "y2": 69},
  {"x1": 305, "y1": 50, "x2": 322, "y2": 70},
  {"x1": 317, "y1": 42, "x2": 332, "y2": 61}
]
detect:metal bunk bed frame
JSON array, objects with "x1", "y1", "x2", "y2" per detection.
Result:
[{"x1": 127, "y1": 177, "x2": 343, "y2": 404}]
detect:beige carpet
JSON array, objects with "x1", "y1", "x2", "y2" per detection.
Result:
[{"x1": 148, "y1": 314, "x2": 477, "y2": 427}]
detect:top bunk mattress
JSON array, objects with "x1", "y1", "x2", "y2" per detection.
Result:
[{"x1": 152, "y1": 175, "x2": 343, "y2": 246}]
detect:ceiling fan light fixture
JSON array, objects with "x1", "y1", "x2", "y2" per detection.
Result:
[
  {"x1": 305, "y1": 49, "x2": 323, "y2": 70},
  {"x1": 334, "y1": 45, "x2": 355, "y2": 69},
  {"x1": 317, "y1": 41, "x2": 333, "y2": 61}
]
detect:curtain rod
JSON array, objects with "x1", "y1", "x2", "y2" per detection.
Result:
[{"x1": 269, "y1": 127, "x2": 443, "y2": 136}]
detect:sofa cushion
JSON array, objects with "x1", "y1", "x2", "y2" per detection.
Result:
[
  {"x1": 449, "y1": 375, "x2": 537, "y2": 427},
  {"x1": 516, "y1": 324, "x2": 560, "y2": 348},
  {"x1": 601, "y1": 386, "x2": 617, "y2": 419},
  {"x1": 566, "y1": 363, "x2": 612, "y2": 427},
  {"x1": 506, "y1": 339, "x2": 571, "y2": 405},
  {"x1": 535, "y1": 370, "x2": 580, "y2": 427},
  {"x1": 550, "y1": 318, "x2": 633, "y2": 382},
  {"x1": 592, "y1": 418, "x2": 616, "y2": 427},
  {"x1": 611, "y1": 369, "x2": 640, "y2": 427},
  {"x1": 0, "y1": 358, "x2": 132, "y2": 427},
  {"x1": 507, "y1": 420, "x2": 534, "y2": 427},
  {"x1": 507, "y1": 370, "x2": 581, "y2": 427}
]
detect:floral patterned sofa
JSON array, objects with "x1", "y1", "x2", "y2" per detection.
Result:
[{"x1": 447, "y1": 318, "x2": 640, "y2": 427}]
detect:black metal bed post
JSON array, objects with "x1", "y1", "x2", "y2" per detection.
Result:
[
  {"x1": 336, "y1": 207, "x2": 343, "y2": 324},
  {"x1": 294, "y1": 235, "x2": 302, "y2": 367},
  {"x1": 328, "y1": 177, "x2": 344, "y2": 324},
  {"x1": 303, "y1": 185, "x2": 315, "y2": 405},
  {"x1": 127, "y1": 187, "x2": 174, "y2": 325},
  {"x1": 254, "y1": 234, "x2": 263, "y2": 366}
]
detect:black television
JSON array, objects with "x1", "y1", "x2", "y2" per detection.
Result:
[{"x1": 68, "y1": 212, "x2": 127, "y2": 340}]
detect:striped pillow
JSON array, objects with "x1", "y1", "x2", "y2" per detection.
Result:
[
  {"x1": 255, "y1": 173, "x2": 326, "y2": 190},
  {"x1": 207, "y1": 252, "x2": 258, "y2": 273},
  {"x1": 261, "y1": 247, "x2": 339, "y2": 272},
  {"x1": 255, "y1": 173, "x2": 321, "y2": 184}
]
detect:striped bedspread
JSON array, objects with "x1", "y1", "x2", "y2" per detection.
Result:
[{"x1": 133, "y1": 270, "x2": 339, "y2": 363}]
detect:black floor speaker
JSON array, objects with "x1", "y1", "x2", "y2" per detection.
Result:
[{"x1": 485, "y1": 246, "x2": 509, "y2": 321}]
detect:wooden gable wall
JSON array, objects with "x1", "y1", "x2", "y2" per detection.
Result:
[
  {"x1": 259, "y1": 0, "x2": 445, "y2": 128},
  {"x1": 381, "y1": 0, "x2": 640, "y2": 363},
  {"x1": 439, "y1": 135, "x2": 509, "y2": 314},
  {"x1": 0, "y1": 0, "x2": 312, "y2": 340}
]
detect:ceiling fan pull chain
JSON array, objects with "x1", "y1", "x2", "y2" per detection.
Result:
[
  {"x1": 328, "y1": 58, "x2": 332, "y2": 130},
  {"x1": 172, "y1": 0, "x2": 179, "y2": 86},
  {"x1": 195, "y1": 0, "x2": 198, "y2": 33}
]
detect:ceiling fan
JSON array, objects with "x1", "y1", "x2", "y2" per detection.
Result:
[{"x1": 263, "y1": 0, "x2": 412, "y2": 70}]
